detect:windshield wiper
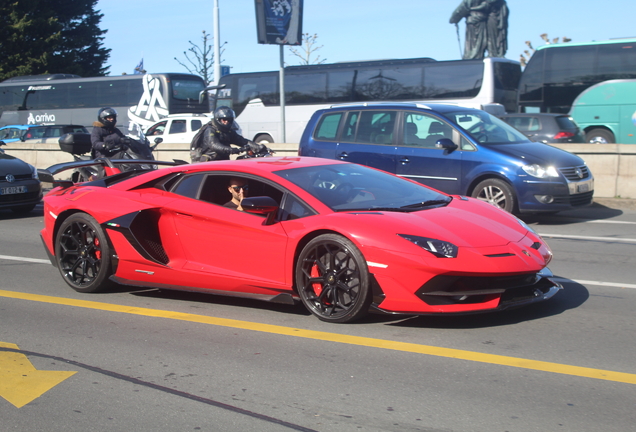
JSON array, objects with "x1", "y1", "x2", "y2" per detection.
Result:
[
  {"x1": 358, "y1": 199, "x2": 451, "y2": 212},
  {"x1": 399, "y1": 199, "x2": 451, "y2": 209}
]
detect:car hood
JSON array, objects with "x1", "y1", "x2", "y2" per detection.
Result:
[
  {"x1": 0, "y1": 152, "x2": 32, "y2": 175},
  {"x1": 486, "y1": 142, "x2": 585, "y2": 166},
  {"x1": 334, "y1": 198, "x2": 526, "y2": 249}
]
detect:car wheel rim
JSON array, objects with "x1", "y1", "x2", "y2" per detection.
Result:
[
  {"x1": 299, "y1": 241, "x2": 361, "y2": 319},
  {"x1": 58, "y1": 221, "x2": 103, "y2": 287},
  {"x1": 477, "y1": 185, "x2": 507, "y2": 209}
]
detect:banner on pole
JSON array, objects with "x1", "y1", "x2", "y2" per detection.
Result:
[{"x1": 254, "y1": 0, "x2": 303, "y2": 45}]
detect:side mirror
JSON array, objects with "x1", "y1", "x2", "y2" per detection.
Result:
[
  {"x1": 199, "y1": 84, "x2": 226, "y2": 104},
  {"x1": 435, "y1": 138, "x2": 458, "y2": 151},
  {"x1": 151, "y1": 137, "x2": 163, "y2": 150},
  {"x1": 240, "y1": 196, "x2": 279, "y2": 225}
]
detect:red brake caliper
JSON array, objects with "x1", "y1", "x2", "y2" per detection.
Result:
[
  {"x1": 310, "y1": 261, "x2": 323, "y2": 296},
  {"x1": 94, "y1": 237, "x2": 101, "y2": 260}
]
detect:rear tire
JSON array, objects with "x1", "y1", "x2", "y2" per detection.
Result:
[{"x1": 586, "y1": 128, "x2": 614, "y2": 144}]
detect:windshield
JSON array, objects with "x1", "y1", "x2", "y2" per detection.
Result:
[
  {"x1": 171, "y1": 78, "x2": 206, "y2": 101},
  {"x1": 445, "y1": 110, "x2": 530, "y2": 144},
  {"x1": 275, "y1": 163, "x2": 451, "y2": 212}
]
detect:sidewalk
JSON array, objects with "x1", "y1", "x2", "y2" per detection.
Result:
[{"x1": 593, "y1": 197, "x2": 636, "y2": 211}]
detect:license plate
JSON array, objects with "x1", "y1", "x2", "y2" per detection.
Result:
[
  {"x1": 577, "y1": 183, "x2": 589, "y2": 193},
  {"x1": 0, "y1": 186, "x2": 27, "y2": 195}
]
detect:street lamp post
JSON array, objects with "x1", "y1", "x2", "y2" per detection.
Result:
[{"x1": 213, "y1": 0, "x2": 221, "y2": 85}]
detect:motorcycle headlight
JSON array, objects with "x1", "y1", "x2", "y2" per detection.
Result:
[
  {"x1": 522, "y1": 164, "x2": 559, "y2": 179},
  {"x1": 398, "y1": 234, "x2": 458, "y2": 258}
]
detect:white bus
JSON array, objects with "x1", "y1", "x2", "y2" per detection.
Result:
[{"x1": 212, "y1": 57, "x2": 521, "y2": 143}]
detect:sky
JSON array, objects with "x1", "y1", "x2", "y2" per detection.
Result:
[{"x1": 95, "y1": 0, "x2": 635, "y2": 80}]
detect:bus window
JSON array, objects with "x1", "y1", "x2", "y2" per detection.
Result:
[
  {"x1": 424, "y1": 62, "x2": 482, "y2": 98},
  {"x1": 287, "y1": 72, "x2": 327, "y2": 103}
]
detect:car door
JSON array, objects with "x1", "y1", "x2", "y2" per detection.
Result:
[
  {"x1": 394, "y1": 111, "x2": 464, "y2": 195},
  {"x1": 166, "y1": 172, "x2": 289, "y2": 292},
  {"x1": 335, "y1": 110, "x2": 398, "y2": 173}
]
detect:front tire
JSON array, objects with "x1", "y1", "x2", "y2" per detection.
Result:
[
  {"x1": 471, "y1": 178, "x2": 516, "y2": 213},
  {"x1": 254, "y1": 134, "x2": 274, "y2": 145},
  {"x1": 295, "y1": 234, "x2": 372, "y2": 323},
  {"x1": 55, "y1": 213, "x2": 114, "y2": 293}
]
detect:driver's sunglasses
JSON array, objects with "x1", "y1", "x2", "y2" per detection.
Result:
[{"x1": 231, "y1": 185, "x2": 248, "y2": 192}]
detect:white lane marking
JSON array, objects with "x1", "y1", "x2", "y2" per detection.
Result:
[
  {"x1": 583, "y1": 220, "x2": 636, "y2": 225},
  {"x1": 540, "y1": 233, "x2": 636, "y2": 243},
  {"x1": 0, "y1": 255, "x2": 51, "y2": 264},
  {"x1": 2, "y1": 255, "x2": 634, "y2": 291},
  {"x1": 553, "y1": 277, "x2": 636, "y2": 290}
]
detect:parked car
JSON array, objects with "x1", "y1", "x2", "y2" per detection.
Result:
[
  {"x1": 20, "y1": 124, "x2": 89, "y2": 143},
  {"x1": 298, "y1": 103, "x2": 594, "y2": 214},
  {"x1": 144, "y1": 114, "x2": 211, "y2": 144},
  {"x1": 0, "y1": 125, "x2": 30, "y2": 144},
  {"x1": 0, "y1": 141, "x2": 42, "y2": 213},
  {"x1": 39, "y1": 156, "x2": 559, "y2": 323},
  {"x1": 499, "y1": 113, "x2": 585, "y2": 144}
]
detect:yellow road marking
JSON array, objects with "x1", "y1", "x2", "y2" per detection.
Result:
[
  {"x1": 0, "y1": 342, "x2": 76, "y2": 408},
  {"x1": 2, "y1": 289, "x2": 635, "y2": 385}
]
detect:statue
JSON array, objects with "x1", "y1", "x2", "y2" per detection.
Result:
[{"x1": 450, "y1": 0, "x2": 508, "y2": 60}]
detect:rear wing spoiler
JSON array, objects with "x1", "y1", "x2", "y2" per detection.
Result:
[{"x1": 38, "y1": 158, "x2": 188, "y2": 188}]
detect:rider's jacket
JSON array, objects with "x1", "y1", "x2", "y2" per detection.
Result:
[
  {"x1": 91, "y1": 121, "x2": 126, "y2": 158},
  {"x1": 199, "y1": 120, "x2": 253, "y2": 161}
]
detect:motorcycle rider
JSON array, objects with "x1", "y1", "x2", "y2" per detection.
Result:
[
  {"x1": 192, "y1": 106, "x2": 264, "y2": 162},
  {"x1": 91, "y1": 107, "x2": 127, "y2": 159}
]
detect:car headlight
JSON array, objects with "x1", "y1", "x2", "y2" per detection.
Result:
[
  {"x1": 28, "y1": 164, "x2": 39, "y2": 180},
  {"x1": 516, "y1": 217, "x2": 538, "y2": 236},
  {"x1": 398, "y1": 234, "x2": 458, "y2": 258},
  {"x1": 522, "y1": 164, "x2": 559, "y2": 179}
]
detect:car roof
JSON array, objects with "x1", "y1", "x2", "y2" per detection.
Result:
[
  {"x1": 0, "y1": 125, "x2": 30, "y2": 129},
  {"x1": 111, "y1": 156, "x2": 349, "y2": 190},
  {"x1": 321, "y1": 102, "x2": 478, "y2": 113},
  {"x1": 502, "y1": 113, "x2": 569, "y2": 118}
]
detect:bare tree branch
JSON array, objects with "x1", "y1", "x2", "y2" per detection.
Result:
[
  {"x1": 288, "y1": 33, "x2": 326, "y2": 65},
  {"x1": 174, "y1": 30, "x2": 226, "y2": 84}
]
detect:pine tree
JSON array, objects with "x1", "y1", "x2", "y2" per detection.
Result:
[{"x1": 0, "y1": 0, "x2": 110, "y2": 80}]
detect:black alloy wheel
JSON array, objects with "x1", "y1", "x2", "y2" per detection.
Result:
[
  {"x1": 55, "y1": 213, "x2": 114, "y2": 293},
  {"x1": 296, "y1": 234, "x2": 372, "y2": 323}
]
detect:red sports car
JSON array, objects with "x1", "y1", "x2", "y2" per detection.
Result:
[{"x1": 40, "y1": 156, "x2": 561, "y2": 323}]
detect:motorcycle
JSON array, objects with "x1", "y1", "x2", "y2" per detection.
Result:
[{"x1": 58, "y1": 132, "x2": 163, "y2": 182}]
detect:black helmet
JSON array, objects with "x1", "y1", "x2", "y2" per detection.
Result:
[
  {"x1": 214, "y1": 106, "x2": 235, "y2": 132},
  {"x1": 98, "y1": 107, "x2": 118, "y2": 128}
]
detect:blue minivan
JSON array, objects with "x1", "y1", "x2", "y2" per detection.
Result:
[{"x1": 298, "y1": 103, "x2": 594, "y2": 214}]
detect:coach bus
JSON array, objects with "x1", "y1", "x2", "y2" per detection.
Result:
[
  {"x1": 569, "y1": 79, "x2": 636, "y2": 144},
  {"x1": 517, "y1": 38, "x2": 636, "y2": 114},
  {"x1": 211, "y1": 57, "x2": 521, "y2": 143},
  {"x1": 0, "y1": 73, "x2": 209, "y2": 132}
]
